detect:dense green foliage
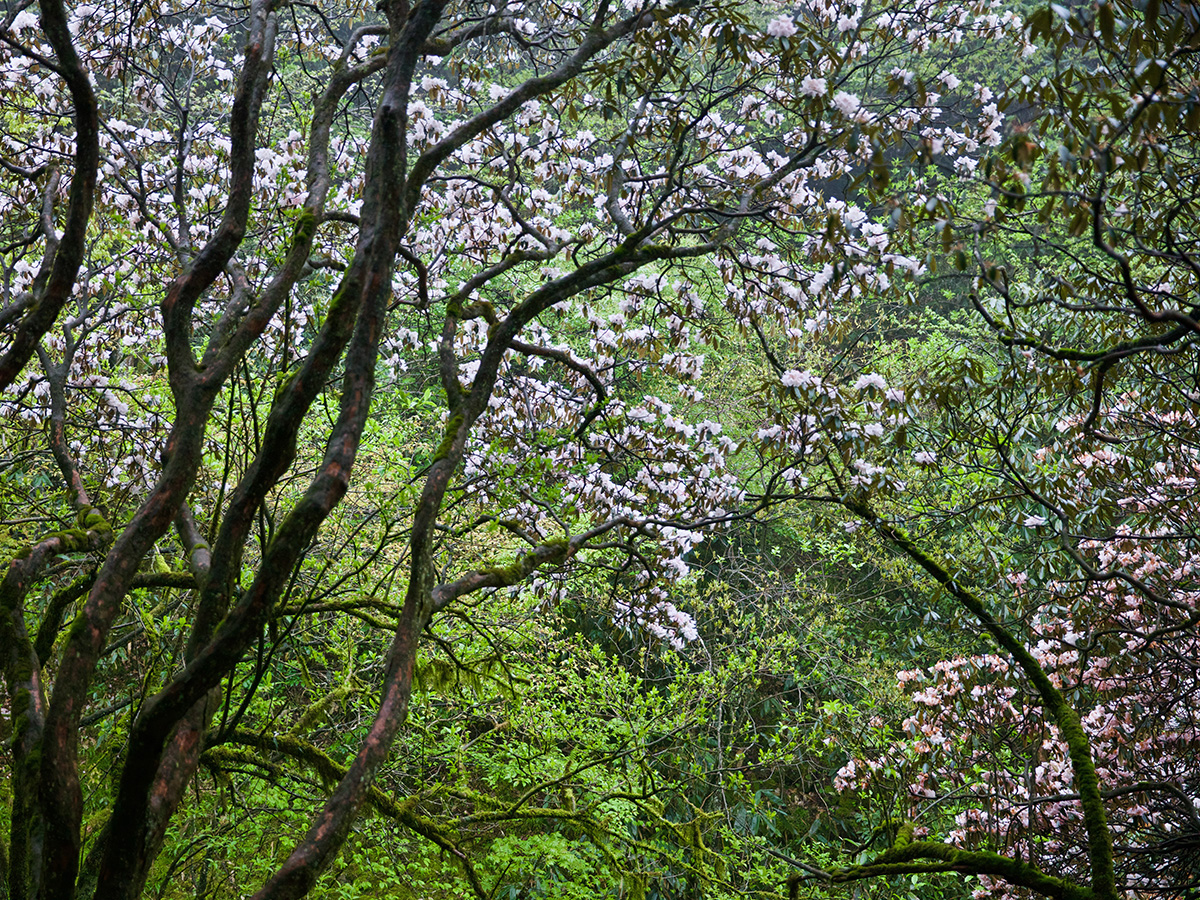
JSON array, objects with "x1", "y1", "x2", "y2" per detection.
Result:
[{"x1": 2, "y1": 0, "x2": 1199, "y2": 898}]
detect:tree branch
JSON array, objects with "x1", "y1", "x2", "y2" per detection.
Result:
[{"x1": 843, "y1": 501, "x2": 1118, "y2": 900}]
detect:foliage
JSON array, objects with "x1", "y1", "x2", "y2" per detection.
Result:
[{"x1": 0, "y1": 0, "x2": 1198, "y2": 899}]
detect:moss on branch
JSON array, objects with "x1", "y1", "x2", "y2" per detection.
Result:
[
  {"x1": 842, "y1": 500, "x2": 1117, "y2": 900},
  {"x1": 480, "y1": 537, "x2": 569, "y2": 584},
  {"x1": 291, "y1": 208, "x2": 317, "y2": 245},
  {"x1": 208, "y1": 729, "x2": 487, "y2": 898},
  {"x1": 433, "y1": 412, "x2": 463, "y2": 462},
  {"x1": 830, "y1": 837, "x2": 1095, "y2": 900}
]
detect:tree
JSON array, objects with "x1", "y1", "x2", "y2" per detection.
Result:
[
  {"x1": 792, "y1": 3, "x2": 1200, "y2": 897},
  {"x1": 1, "y1": 0, "x2": 1196, "y2": 898},
  {"x1": 0, "y1": 0, "x2": 1015, "y2": 895}
]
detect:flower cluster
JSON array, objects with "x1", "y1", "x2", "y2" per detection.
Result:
[{"x1": 837, "y1": 411, "x2": 1200, "y2": 894}]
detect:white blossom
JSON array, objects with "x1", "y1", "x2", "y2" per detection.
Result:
[
  {"x1": 781, "y1": 369, "x2": 819, "y2": 388},
  {"x1": 832, "y1": 91, "x2": 861, "y2": 118},
  {"x1": 853, "y1": 373, "x2": 887, "y2": 392},
  {"x1": 766, "y1": 15, "x2": 798, "y2": 37},
  {"x1": 800, "y1": 76, "x2": 827, "y2": 98}
]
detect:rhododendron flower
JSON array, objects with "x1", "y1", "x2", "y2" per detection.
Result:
[
  {"x1": 938, "y1": 71, "x2": 962, "y2": 91},
  {"x1": 853, "y1": 373, "x2": 887, "y2": 392},
  {"x1": 781, "y1": 369, "x2": 819, "y2": 388},
  {"x1": 800, "y1": 76, "x2": 827, "y2": 97},
  {"x1": 832, "y1": 91, "x2": 861, "y2": 117},
  {"x1": 766, "y1": 15, "x2": 797, "y2": 37},
  {"x1": 10, "y1": 9, "x2": 38, "y2": 30}
]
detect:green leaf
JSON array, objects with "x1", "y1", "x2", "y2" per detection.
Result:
[{"x1": 1098, "y1": 1, "x2": 1114, "y2": 43}]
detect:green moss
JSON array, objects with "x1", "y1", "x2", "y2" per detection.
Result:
[
  {"x1": 43, "y1": 529, "x2": 91, "y2": 552},
  {"x1": 324, "y1": 280, "x2": 352, "y2": 324},
  {"x1": 460, "y1": 299, "x2": 495, "y2": 322},
  {"x1": 70, "y1": 507, "x2": 111, "y2": 540},
  {"x1": 273, "y1": 370, "x2": 297, "y2": 404},
  {"x1": 66, "y1": 611, "x2": 89, "y2": 646},
  {"x1": 289, "y1": 684, "x2": 355, "y2": 736},
  {"x1": 433, "y1": 413, "x2": 463, "y2": 462},
  {"x1": 892, "y1": 821, "x2": 915, "y2": 850},
  {"x1": 481, "y1": 539, "x2": 571, "y2": 586},
  {"x1": 481, "y1": 561, "x2": 525, "y2": 582},
  {"x1": 292, "y1": 208, "x2": 317, "y2": 245}
]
